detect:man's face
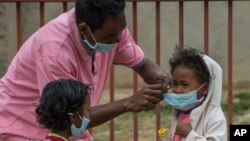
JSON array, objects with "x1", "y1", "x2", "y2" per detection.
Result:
[{"x1": 86, "y1": 12, "x2": 127, "y2": 45}]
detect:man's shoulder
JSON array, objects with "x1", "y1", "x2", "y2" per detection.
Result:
[
  {"x1": 35, "y1": 10, "x2": 76, "y2": 52},
  {"x1": 37, "y1": 8, "x2": 75, "y2": 38}
]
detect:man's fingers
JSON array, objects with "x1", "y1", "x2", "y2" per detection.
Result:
[
  {"x1": 143, "y1": 101, "x2": 156, "y2": 111},
  {"x1": 145, "y1": 89, "x2": 164, "y2": 99},
  {"x1": 162, "y1": 83, "x2": 168, "y2": 93},
  {"x1": 143, "y1": 94, "x2": 162, "y2": 104},
  {"x1": 136, "y1": 94, "x2": 161, "y2": 111},
  {"x1": 145, "y1": 84, "x2": 163, "y2": 90},
  {"x1": 129, "y1": 84, "x2": 167, "y2": 112}
]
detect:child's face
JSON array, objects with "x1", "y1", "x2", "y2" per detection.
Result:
[{"x1": 171, "y1": 65, "x2": 207, "y2": 99}]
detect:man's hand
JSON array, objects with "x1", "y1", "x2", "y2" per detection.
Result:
[
  {"x1": 175, "y1": 122, "x2": 192, "y2": 138},
  {"x1": 133, "y1": 58, "x2": 172, "y2": 92},
  {"x1": 155, "y1": 72, "x2": 172, "y2": 93},
  {"x1": 124, "y1": 84, "x2": 164, "y2": 112}
]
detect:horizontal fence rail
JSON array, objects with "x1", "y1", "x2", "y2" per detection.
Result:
[
  {"x1": 0, "y1": 0, "x2": 245, "y2": 140},
  {"x1": 0, "y1": 0, "x2": 248, "y2": 2}
]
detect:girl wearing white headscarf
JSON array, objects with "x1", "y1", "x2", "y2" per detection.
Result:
[{"x1": 164, "y1": 47, "x2": 227, "y2": 141}]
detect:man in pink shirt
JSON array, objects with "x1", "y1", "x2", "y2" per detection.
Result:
[{"x1": 0, "y1": 0, "x2": 169, "y2": 140}]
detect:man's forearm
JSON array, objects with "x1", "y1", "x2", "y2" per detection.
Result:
[
  {"x1": 88, "y1": 98, "x2": 129, "y2": 128},
  {"x1": 88, "y1": 83, "x2": 164, "y2": 128},
  {"x1": 134, "y1": 58, "x2": 167, "y2": 85}
]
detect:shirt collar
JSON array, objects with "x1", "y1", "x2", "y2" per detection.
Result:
[{"x1": 48, "y1": 132, "x2": 69, "y2": 141}]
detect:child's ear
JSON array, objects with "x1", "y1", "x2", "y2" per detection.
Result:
[
  {"x1": 203, "y1": 83, "x2": 209, "y2": 95},
  {"x1": 69, "y1": 114, "x2": 76, "y2": 124}
]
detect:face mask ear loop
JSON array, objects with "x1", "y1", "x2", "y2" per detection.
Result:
[
  {"x1": 77, "y1": 113, "x2": 83, "y2": 120},
  {"x1": 197, "y1": 83, "x2": 206, "y2": 92},
  {"x1": 87, "y1": 26, "x2": 97, "y2": 44},
  {"x1": 196, "y1": 83, "x2": 207, "y2": 103}
]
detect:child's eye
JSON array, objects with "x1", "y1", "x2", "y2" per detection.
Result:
[
  {"x1": 173, "y1": 82, "x2": 178, "y2": 86},
  {"x1": 182, "y1": 83, "x2": 189, "y2": 87}
]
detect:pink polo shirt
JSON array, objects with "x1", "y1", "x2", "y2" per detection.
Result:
[{"x1": 0, "y1": 8, "x2": 144, "y2": 140}]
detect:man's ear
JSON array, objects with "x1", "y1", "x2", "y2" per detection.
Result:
[{"x1": 77, "y1": 22, "x2": 87, "y2": 37}]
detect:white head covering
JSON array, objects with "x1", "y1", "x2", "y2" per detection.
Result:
[
  {"x1": 191, "y1": 54, "x2": 224, "y2": 128},
  {"x1": 203, "y1": 55, "x2": 223, "y2": 106}
]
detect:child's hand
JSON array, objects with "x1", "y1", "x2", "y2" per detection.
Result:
[{"x1": 175, "y1": 122, "x2": 192, "y2": 137}]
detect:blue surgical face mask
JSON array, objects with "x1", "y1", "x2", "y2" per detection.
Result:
[
  {"x1": 164, "y1": 83, "x2": 206, "y2": 111},
  {"x1": 83, "y1": 27, "x2": 118, "y2": 52},
  {"x1": 83, "y1": 39, "x2": 117, "y2": 52},
  {"x1": 70, "y1": 113, "x2": 90, "y2": 137}
]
